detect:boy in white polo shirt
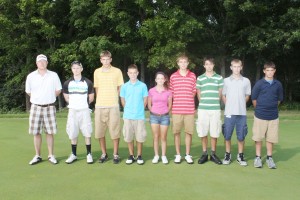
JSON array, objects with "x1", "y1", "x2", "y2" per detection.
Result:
[
  {"x1": 222, "y1": 59, "x2": 251, "y2": 166},
  {"x1": 63, "y1": 61, "x2": 95, "y2": 164}
]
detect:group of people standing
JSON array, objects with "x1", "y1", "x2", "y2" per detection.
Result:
[{"x1": 25, "y1": 51, "x2": 283, "y2": 169}]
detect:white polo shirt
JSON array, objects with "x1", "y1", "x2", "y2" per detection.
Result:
[{"x1": 25, "y1": 70, "x2": 62, "y2": 105}]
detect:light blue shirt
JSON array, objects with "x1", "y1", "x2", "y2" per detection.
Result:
[{"x1": 120, "y1": 80, "x2": 148, "y2": 120}]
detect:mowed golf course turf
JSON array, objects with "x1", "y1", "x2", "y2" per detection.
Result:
[{"x1": 0, "y1": 111, "x2": 300, "y2": 200}]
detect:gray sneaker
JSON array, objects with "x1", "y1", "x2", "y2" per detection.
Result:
[
  {"x1": 254, "y1": 157, "x2": 262, "y2": 168},
  {"x1": 266, "y1": 157, "x2": 277, "y2": 169}
]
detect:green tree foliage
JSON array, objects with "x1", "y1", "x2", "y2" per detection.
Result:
[{"x1": 0, "y1": 0, "x2": 299, "y2": 111}]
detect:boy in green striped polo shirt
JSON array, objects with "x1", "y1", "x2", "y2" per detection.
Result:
[{"x1": 196, "y1": 57, "x2": 223, "y2": 165}]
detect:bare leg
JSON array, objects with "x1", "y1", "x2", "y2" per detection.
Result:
[
  {"x1": 137, "y1": 142, "x2": 143, "y2": 156},
  {"x1": 71, "y1": 138, "x2": 78, "y2": 145},
  {"x1": 174, "y1": 133, "x2": 181, "y2": 155},
  {"x1": 128, "y1": 141, "x2": 134, "y2": 155},
  {"x1": 151, "y1": 124, "x2": 160, "y2": 156},
  {"x1": 255, "y1": 141, "x2": 262, "y2": 156},
  {"x1": 160, "y1": 125, "x2": 168, "y2": 156},
  {"x1": 33, "y1": 134, "x2": 42, "y2": 156},
  {"x1": 85, "y1": 137, "x2": 91, "y2": 145},
  {"x1": 46, "y1": 134, "x2": 54, "y2": 156},
  {"x1": 113, "y1": 138, "x2": 119, "y2": 155},
  {"x1": 266, "y1": 141, "x2": 273, "y2": 156},
  {"x1": 237, "y1": 140, "x2": 244, "y2": 154},
  {"x1": 185, "y1": 133, "x2": 192, "y2": 155},
  {"x1": 201, "y1": 136, "x2": 208, "y2": 152},
  {"x1": 225, "y1": 140, "x2": 231, "y2": 153},
  {"x1": 99, "y1": 137, "x2": 106, "y2": 155}
]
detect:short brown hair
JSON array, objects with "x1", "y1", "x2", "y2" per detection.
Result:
[
  {"x1": 176, "y1": 54, "x2": 189, "y2": 63},
  {"x1": 231, "y1": 59, "x2": 243, "y2": 67},
  {"x1": 203, "y1": 57, "x2": 214, "y2": 65},
  {"x1": 128, "y1": 64, "x2": 138, "y2": 71},
  {"x1": 264, "y1": 61, "x2": 276, "y2": 69},
  {"x1": 100, "y1": 50, "x2": 112, "y2": 58}
]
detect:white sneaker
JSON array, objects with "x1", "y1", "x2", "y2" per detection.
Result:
[
  {"x1": 65, "y1": 154, "x2": 77, "y2": 164},
  {"x1": 137, "y1": 155, "x2": 144, "y2": 165},
  {"x1": 185, "y1": 154, "x2": 194, "y2": 164},
  {"x1": 161, "y1": 156, "x2": 168, "y2": 164},
  {"x1": 29, "y1": 155, "x2": 42, "y2": 165},
  {"x1": 174, "y1": 155, "x2": 181, "y2": 164},
  {"x1": 237, "y1": 153, "x2": 247, "y2": 166},
  {"x1": 152, "y1": 155, "x2": 159, "y2": 164},
  {"x1": 87, "y1": 153, "x2": 93, "y2": 164},
  {"x1": 48, "y1": 155, "x2": 58, "y2": 164}
]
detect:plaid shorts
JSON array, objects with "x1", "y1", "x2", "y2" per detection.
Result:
[{"x1": 29, "y1": 104, "x2": 57, "y2": 135}]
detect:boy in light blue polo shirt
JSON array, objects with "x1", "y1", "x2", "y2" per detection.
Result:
[{"x1": 120, "y1": 64, "x2": 148, "y2": 165}]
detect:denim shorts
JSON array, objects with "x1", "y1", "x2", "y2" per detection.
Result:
[
  {"x1": 149, "y1": 114, "x2": 170, "y2": 126},
  {"x1": 222, "y1": 115, "x2": 248, "y2": 141}
]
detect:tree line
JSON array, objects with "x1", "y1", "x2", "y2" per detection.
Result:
[{"x1": 1, "y1": 0, "x2": 299, "y2": 111}]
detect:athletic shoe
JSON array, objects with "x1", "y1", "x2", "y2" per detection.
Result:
[
  {"x1": 29, "y1": 155, "x2": 42, "y2": 165},
  {"x1": 113, "y1": 154, "x2": 120, "y2": 164},
  {"x1": 152, "y1": 155, "x2": 159, "y2": 164},
  {"x1": 254, "y1": 157, "x2": 263, "y2": 168},
  {"x1": 161, "y1": 156, "x2": 168, "y2": 164},
  {"x1": 126, "y1": 155, "x2": 135, "y2": 165},
  {"x1": 98, "y1": 153, "x2": 108, "y2": 163},
  {"x1": 184, "y1": 154, "x2": 194, "y2": 164},
  {"x1": 137, "y1": 155, "x2": 144, "y2": 165},
  {"x1": 86, "y1": 153, "x2": 93, "y2": 164},
  {"x1": 65, "y1": 154, "x2": 77, "y2": 164},
  {"x1": 237, "y1": 153, "x2": 247, "y2": 166},
  {"x1": 48, "y1": 155, "x2": 58, "y2": 164},
  {"x1": 198, "y1": 154, "x2": 208, "y2": 164},
  {"x1": 174, "y1": 155, "x2": 181, "y2": 164},
  {"x1": 266, "y1": 157, "x2": 277, "y2": 169},
  {"x1": 210, "y1": 154, "x2": 222, "y2": 165},
  {"x1": 222, "y1": 153, "x2": 231, "y2": 165}
]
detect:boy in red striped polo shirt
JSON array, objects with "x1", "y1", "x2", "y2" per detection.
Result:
[{"x1": 170, "y1": 55, "x2": 197, "y2": 164}]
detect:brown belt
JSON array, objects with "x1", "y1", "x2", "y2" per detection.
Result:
[
  {"x1": 34, "y1": 103, "x2": 55, "y2": 107},
  {"x1": 150, "y1": 112, "x2": 169, "y2": 117}
]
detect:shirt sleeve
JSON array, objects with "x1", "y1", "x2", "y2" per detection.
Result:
[
  {"x1": 54, "y1": 73, "x2": 62, "y2": 91},
  {"x1": 278, "y1": 81, "x2": 284, "y2": 101},
  {"x1": 120, "y1": 84, "x2": 125, "y2": 98},
  {"x1": 86, "y1": 78, "x2": 95, "y2": 94},
  {"x1": 143, "y1": 84, "x2": 148, "y2": 97},
  {"x1": 25, "y1": 74, "x2": 31, "y2": 93},
  {"x1": 222, "y1": 79, "x2": 227, "y2": 95},
  {"x1": 117, "y1": 69, "x2": 124, "y2": 86},
  {"x1": 245, "y1": 78, "x2": 251, "y2": 96},
  {"x1": 251, "y1": 80, "x2": 260, "y2": 100},
  {"x1": 62, "y1": 80, "x2": 69, "y2": 94}
]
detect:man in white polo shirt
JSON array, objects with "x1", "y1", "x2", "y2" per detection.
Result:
[{"x1": 25, "y1": 54, "x2": 62, "y2": 165}]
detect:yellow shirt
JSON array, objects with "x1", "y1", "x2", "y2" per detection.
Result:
[{"x1": 94, "y1": 66, "x2": 124, "y2": 107}]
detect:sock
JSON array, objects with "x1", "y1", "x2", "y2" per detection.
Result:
[
  {"x1": 226, "y1": 152, "x2": 231, "y2": 155},
  {"x1": 211, "y1": 150, "x2": 215, "y2": 155},
  {"x1": 86, "y1": 144, "x2": 91, "y2": 155},
  {"x1": 267, "y1": 155, "x2": 272, "y2": 159},
  {"x1": 239, "y1": 153, "x2": 244, "y2": 156},
  {"x1": 72, "y1": 144, "x2": 77, "y2": 156},
  {"x1": 256, "y1": 155, "x2": 261, "y2": 158},
  {"x1": 203, "y1": 151, "x2": 208, "y2": 155}
]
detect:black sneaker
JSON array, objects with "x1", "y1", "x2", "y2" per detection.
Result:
[
  {"x1": 126, "y1": 155, "x2": 135, "y2": 165},
  {"x1": 113, "y1": 154, "x2": 120, "y2": 164},
  {"x1": 210, "y1": 154, "x2": 222, "y2": 165},
  {"x1": 98, "y1": 153, "x2": 108, "y2": 163},
  {"x1": 198, "y1": 154, "x2": 208, "y2": 164},
  {"x1": 137, "y1": 155, "x2": 144, "y2": 165}
]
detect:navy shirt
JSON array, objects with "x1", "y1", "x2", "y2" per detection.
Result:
[{"x1": 251, "y1": 78, "x2": 283, "y2": 120}]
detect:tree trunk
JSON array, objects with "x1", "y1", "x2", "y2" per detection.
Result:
[
  {"x1": 140, "y1": 62, "x2": 145, "y2": 82},
  {"x1": 25, "y1": 93, "x2": 31, "y2": 112},
  {"x1": 255, "y1": 65, "x2": 261, "y2": 82}
]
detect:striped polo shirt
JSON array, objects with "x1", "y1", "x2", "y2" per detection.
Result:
[
  {"x1": 170, "y1": 70, "x2": 196, "y2": 114},
  {"x1": 94, "y1": 66, "x2": 124, "y2": 107},
  {"x1": 196, "y1": 72, "x2": 223, "y2": 110}
]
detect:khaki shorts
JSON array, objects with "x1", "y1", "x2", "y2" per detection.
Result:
[
  {"x1": 94, "y1": 107, "x2": 121, "y2": 139},
  {"x1": 252, "y1": 116, "x2": 279, "y2": 143},
  {"x1": 123, "y1": 119, "x2": 147, "y2": 143},
  {"x1": 172, "y1": 114, "x2": 195, "y2": 135},
  {"x1": 66, "y1": 109, "x2": 92, "y2": 140},
  {"x1": 196, "y1": 109, "x2": 221, "y2": 138}
]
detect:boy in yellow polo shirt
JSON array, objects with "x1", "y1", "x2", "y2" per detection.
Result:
[{"x1": 94, "y1": 50, "x2": 124, "y2": 164}]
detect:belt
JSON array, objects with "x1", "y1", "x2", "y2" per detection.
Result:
[
  {"x1": 34, "y1": 103, "x2": 56, "y2": 107},
  {"x1": 150, "y1": 112, "x2": 169, "y2": 117}
]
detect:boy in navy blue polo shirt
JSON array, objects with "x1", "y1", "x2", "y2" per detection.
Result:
[{"x1": 251, "y1": 62, "x2": 283, "y2": 169}]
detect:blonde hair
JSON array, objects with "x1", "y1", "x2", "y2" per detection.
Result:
[
  {"x1": 176, "y1": 54, "x2": 189, "y2": 63},
  {"x1": 100, "y1": 50, "x2": 112, "y2": 58},
  {"x1": 231, "y1": 59, "x2": 243, "y2": 67}
]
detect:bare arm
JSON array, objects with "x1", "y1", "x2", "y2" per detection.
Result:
[
  {"x1": 222, "y1": 95, "x2": 226, "y2": 104},
  {"x1": 89, "y1": 93, "x2": 95, "y2": 104},
  {"x1": 144, "y1": 97, "x2": 148, "y2": 108},
  {"x1": 197, "y1": 89, "x2": 201, "y2": 101},
  {"x1": 219, "y1": 88, "x2": 222, "y2": 99},
  {"x1": 245, "y1": 95, "x2": 250, "y2": 102},
  {"x1": 168, "y1": 96, "x2": 172, "y2": 112},
  {"x1": 121, "y1": 97, "x2": 125, "y2": 107},
  {"x1": 63, "y1": 93, "x2": 69, "y2": 103},
  {"x1": 27, "y1": 93, "x2": 31, "y2": 97},
  {"x1": 147, "y1": 96, "x2": 152, "y2": 111},
  {"x1": 55, "y1": 89, "x2": 61, "y2": 97},
  {"x1": 252, "y1": 100, "x2": 257, "y2": 108}
]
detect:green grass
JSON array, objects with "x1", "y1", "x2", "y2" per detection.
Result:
[{"x1": 1, "y1": 111, "x2": 300, "y2": 200}]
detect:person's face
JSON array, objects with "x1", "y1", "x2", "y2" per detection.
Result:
[
  {"x1": 230, "y1": 62, "x2": 242, "y2": 75},
  {"x1": 71, "y1": 64, "x2": 83, "y2": 76},
  {"x1": 263, "y1": 67, "x2": 276, "y2": 79},
  {"x1": 155, "y1": 74, "x2": 166, "y2": 86},
  {"x1": 204, "y1": 60, "x2": 214, "y2": 72},
  {"x1": 36, "y1": 60, "x2": 48, "y2": 70},
  {"x1": 100, "y1": 56, "x2": 112, "y2": 67},
  {"x1": 127, "y1": 68, "x2": 139, "y2": 81},
  {"x1": 177, "y1": 58, "x2": 189, "y2": 70}
]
